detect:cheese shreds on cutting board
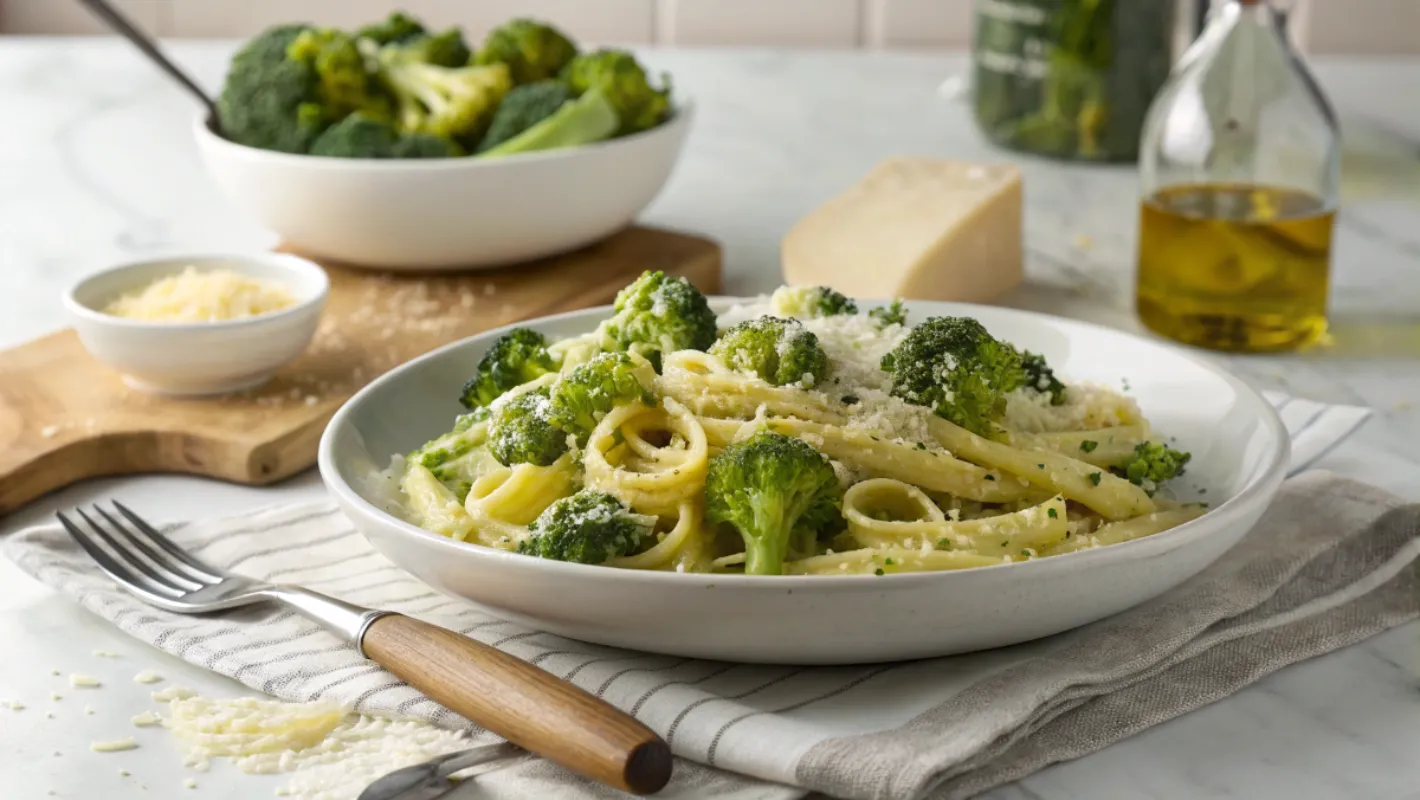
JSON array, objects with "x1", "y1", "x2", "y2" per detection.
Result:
[{"x1": 782, "y1": 158, "x2": 1023, "y2": 303}]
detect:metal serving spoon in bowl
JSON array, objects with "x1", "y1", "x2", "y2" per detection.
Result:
[{"x1": 358, "y1": 743, "x2": 527, "y2": 800}]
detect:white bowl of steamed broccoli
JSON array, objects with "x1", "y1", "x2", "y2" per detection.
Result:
[{"x1": 194, "y1": 13, "x2": 689, "y2": 270}]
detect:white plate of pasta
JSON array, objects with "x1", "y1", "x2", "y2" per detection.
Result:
[{"x1": 320, "y1": 275, "x2": 1288, "y2": 664}]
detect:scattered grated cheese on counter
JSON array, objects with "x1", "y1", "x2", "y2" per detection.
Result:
[
  {"x1": 133, "y1": 670, "x2": 163, "y2": 684},
  {"x1": 159, "y1": 694, "x2": 474, "y2": 800},
  {"x1": 91, "y1": 738, "x2": 139, "y2": 753},
  {"x1": 152, "y1": 686, "x2": 199, "y2": 703},
  {"x1": 103, "y1": 266, "x2": 296, "y2": 323},
  {"x1": 184, "y1": 778, "x2": 198, "y2": 789},
  {"x1": 93, "y1": 650, "x2": 121, "y2": 658},
  {"x1": 69, "y1": 674, "x2": 102, "y2": 688},
  {"x1": 84, "y1": 705, "x2": 95, "y2": 715},
  {"x1": 131, "y1": 711, "x2": 162, "y2": 727}
]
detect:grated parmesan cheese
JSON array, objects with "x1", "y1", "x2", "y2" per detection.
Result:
[
  {"x1": 1003, "y1": 384, "x2": 1140, "y2": 433},
  {"x1": 69, "y1": 674, "x2": 102, "y2": 688},
  {"x1": 151, "y1": 686, "x2": 199, "y2": 703},
  {"x1": 131, "y1": 711, "x2": 162, "y2": 727},
  {"x1": 133, "y1": 670, "x2": 163, "y2": 684},
  {"x1": 161, "y1": 694, "x2": 474, "y2": 800},
  {"x1": 103, "y1": 267, "x2": 296, "y2": 323},
  {"x1": 91, "y1": 738, "x2": 139, "y2": 753}
]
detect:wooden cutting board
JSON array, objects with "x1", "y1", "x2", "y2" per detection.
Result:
[{"x1": 0, "y1": 226, "x2": 721, "y2": 515}]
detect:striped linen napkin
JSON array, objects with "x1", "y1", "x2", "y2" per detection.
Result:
[{"x1": 6, "y1": 394, "x2": 1411, "y2": 800}]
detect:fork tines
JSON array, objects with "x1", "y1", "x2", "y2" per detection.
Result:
[{"x1": 58, "y1": 502, "x2": 222, "y2": 600}]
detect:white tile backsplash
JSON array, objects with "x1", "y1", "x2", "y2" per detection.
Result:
[
  {"x1": 0, "y1": 0, "x2": 165, "y2": 36},
  {"x1": 1, "y1": 0, "x2": 1415, "y2": 55},
  {"x1": 658, "y1": 0, "x2": 862, "y2": 47},
  {"x1": 167, "y1": 0, "x2": 653, "y2": 44},
  {"x1": 863, "y1": 0, "x2": 972, "y2": 48}
]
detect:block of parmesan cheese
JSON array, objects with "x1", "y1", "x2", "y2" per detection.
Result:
[{"x1": 782, "y1": 158, "x2": 1023, "y2": 303}]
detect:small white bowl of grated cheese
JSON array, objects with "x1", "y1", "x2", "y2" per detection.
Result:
[{"x1": 65, "y1": 253, "x2": 328, "y2": 395}]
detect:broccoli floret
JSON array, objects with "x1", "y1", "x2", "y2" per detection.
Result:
[
  {"x1": 217, "y1": 24, "x2": 327, "y2": 153},
  {"x1": 869, "y1": 300, "x2": 908, "y2": 328},
  {"x1": 547, "y1": 352, "x2": 656, "y2": 444},
  {"x1": 704, "y1": 432, "x2": 842, "y2": 576},
  {"x1": 356, "y1": 11, "x2": 426, "y2": 45},
  {"x1": 393, "y1": 28, "x2": 473, "y2": 68},
  {"x1": 479, "y1": 87, "x2": 617, "y2": 158},
  {"x1": 459, "y1": 328, "x2": 557, "y2": 410},
  {"x1": 560, "y1": 49, "x2": 671, "y2": 136},
  {"x1": 378, "y1": 41, "x2": 510, "y2": 141},
  {"x1": 769, "y1": 286, "x2": 857, "y2": 319},
  {"x1": 309, "y1": 112, "x2": 400, "y2": 157},
  {"x1": 310, "y1": 113, "x2": 464, "y2": 158},
  {"x1": 517, "y1": 490, "x2": 654, "y2": 564},
  {"x1": 1021, "y1": 351, "x2": 1067, "y2": 405},
  {"x1": 1112, "y1": 442, "x2": 1191, "y2": 492},
  {"x1": 408, "y1": 410, "x2": 491, "y2": 497},
  {"x1": 600, "y1": 271, "x2": 717, "y2": 370},
  {"x1": 392, "y1": 132, "x2": 463, "y2": 158},
  {"x1": 478, "y1": 81, "x2": 572, "y2": 151},
  {"x1": 487, "y1": 388, "x2": 568, "y2": 467},
  {"x1": 710, "y1": 316, "x2": 829, "y2": 389},
  {"x1": 473, "y1": 19, "x2": 578, "y2": 85},
  {"x1": 881, "y1": 316, "x2": 1026, "y2": 439},
  {"x1": 286, "y1": 27, "x2": 380, "y2": 121}
]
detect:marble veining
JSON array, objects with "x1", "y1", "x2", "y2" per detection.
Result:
[{"x1": 0, "y1": 38, "x2": 1416, "y2": 800}]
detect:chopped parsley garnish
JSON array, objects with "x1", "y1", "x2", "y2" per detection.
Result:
[
  {"x1": 1079, "y1": 440, "x2": 1099, "y2": 453},
  {"x1": 984, "y1": 474, "x2": 996, "y2": 481},
  {"x1": 1047, "y1": 507, "x2": 1058, "y2": 519},
  {"x1": 916, "y1": 442, "x2": 928, "y2": 450},
  {"x1": 874, "y1": 568, "x2": 885, "y2": 576},
  {"x1": 937, "y1": 538, "x2": 951, "y2": 549},
  {"x1": 1088, "y1": 472, "x2": 1102, "y2": 486},
  {"x1": 884, "y1": 558, "x2": 895, "y2": 566},
  {"x1": 1020, "y1": 549, "x2": 1035, "y2": 558},
  {"x1": 841, "y1": 394, "x2": 859, "y2": 405},
  {"x1": 1037, "y1": 463, "x2": 1045, "y2": 469}
]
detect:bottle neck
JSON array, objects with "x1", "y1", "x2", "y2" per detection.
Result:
[{"x1": 1218, "y1": 0, "x2": 1285, "y2": 32}]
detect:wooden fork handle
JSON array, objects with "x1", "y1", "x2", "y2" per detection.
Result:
[{"x1": 360, "y1": 613, "x2": 672, "y2": 795}]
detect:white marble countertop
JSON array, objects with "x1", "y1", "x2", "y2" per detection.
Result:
[{"x1": 0, "y1": 38, "x2": 1417, "y2": 800}]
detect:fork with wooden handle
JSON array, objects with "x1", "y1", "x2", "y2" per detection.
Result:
[{"x1": 57, "y1": 501, "x2": 673, "y2": 795}]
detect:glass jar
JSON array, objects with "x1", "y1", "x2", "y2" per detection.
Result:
[
  {"x1": 1134, "y1": 0, "x2": 1340, "y2": 352},
  {"x1": 971, "y1": 0, "x2": 1187, "y2": 162}
]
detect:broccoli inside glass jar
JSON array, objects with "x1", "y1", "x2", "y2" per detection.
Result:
[{"x1": 971, "y1": 0, "x2": 1177, "y2": 161}]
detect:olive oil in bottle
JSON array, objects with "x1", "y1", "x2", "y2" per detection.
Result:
[
  {"x1": 1136, "y1": 183, "x2": 1334, "y2": 351},
  {"x1": 1135, "y1": 0, "x2": 1340, "y2": 352}
]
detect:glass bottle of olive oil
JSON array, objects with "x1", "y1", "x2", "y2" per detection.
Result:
[{"x1": 1135, "y1": 0, "x2": 1340, "y2": 352}]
